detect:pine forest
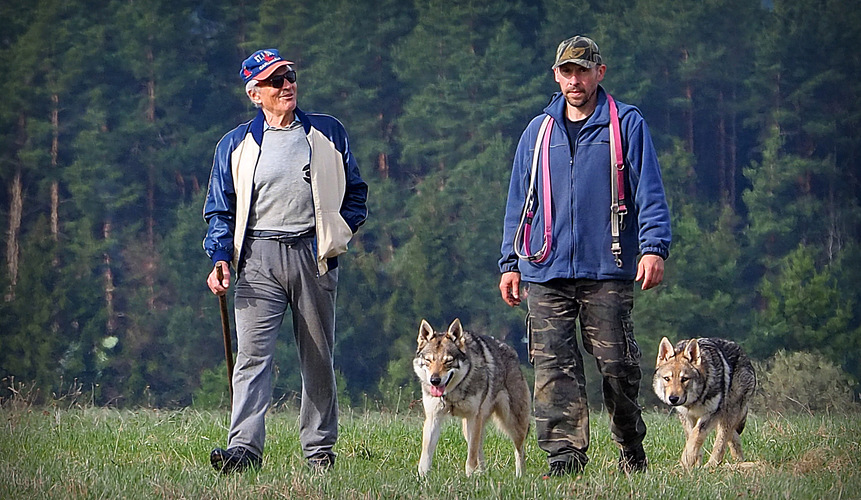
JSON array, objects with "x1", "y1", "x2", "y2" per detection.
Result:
[{"x1": 1, "y1": 0, "x2": 859, "y2": 408}]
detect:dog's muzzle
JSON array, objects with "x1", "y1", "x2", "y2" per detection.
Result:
[
  {"x1": 668, "y1": 395, "x2": 685, "y2": 405},
  {"x1": 429, "y1": 372, "x2": 452, "y2": 397}
]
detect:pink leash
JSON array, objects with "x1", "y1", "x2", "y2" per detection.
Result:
[
  {"x1": 607, "y1": 94, "x2": 627, "y2": 267},
  {"x1": 522, "y1": 118, "x2": 554, "y2": 263},
  {"x1": 608, "y1": 95, "x2": 626, "y2": 214}
]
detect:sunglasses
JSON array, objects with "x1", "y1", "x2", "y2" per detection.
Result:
[{"x1": 261, "y1": 70, "x2": 297, "y2": 88}]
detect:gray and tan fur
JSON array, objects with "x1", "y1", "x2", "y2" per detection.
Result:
[
  {"x1": 653, "y1": 337, "x2": 756, "y2": 468},
  {"x1": 413, "y1": 318, "x2": 531, "y2": 477}
]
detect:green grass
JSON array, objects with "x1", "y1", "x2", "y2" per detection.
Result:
[{"x1": 1, "y1": 401, "x2": 860, "y2": 499}]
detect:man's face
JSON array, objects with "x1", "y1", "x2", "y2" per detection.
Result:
[
  {"x1": 554, "y1": 62, "x2": 605, "y2": 110},
  {"x1": 252, "y1": 67, "x2": 297, "y2": 116}
]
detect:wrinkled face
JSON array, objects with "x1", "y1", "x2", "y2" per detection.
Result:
[
  {"x1": 554, "y1": 62, "x2": 605, "y2": 112},
  {"x1": 413, "y1": 336, "x2": 467, "y2": 398},
  {"x1": 250, "y1": 67, "x2": 297, "y2": 116},
  {"x1": 653, "y1": 357, "x2": 702, "y2": 407}
]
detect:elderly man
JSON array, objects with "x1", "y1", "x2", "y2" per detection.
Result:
[{"x1": 203, "y1": 48, "x2": 367, "y2": 474}]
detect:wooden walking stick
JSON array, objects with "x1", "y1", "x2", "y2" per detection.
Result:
[{"x1": 216, "y1": 263, "x2": 235, "y2": 403}]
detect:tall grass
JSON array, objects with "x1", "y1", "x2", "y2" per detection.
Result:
[{"x1": 1, "y1": 397, "x2": 859, "y2": 499}]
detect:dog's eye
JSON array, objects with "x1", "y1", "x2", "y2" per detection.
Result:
[
  {"x1": 663, "y1": 376, "x2": 671, "y2": 382},
  {"x1": 680, "y1": 376, "x2": 689, "y2": 382}
]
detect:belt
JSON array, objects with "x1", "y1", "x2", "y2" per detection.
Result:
[{"x1": 248, "y1": 229, "x2": 314, "y2": 245}]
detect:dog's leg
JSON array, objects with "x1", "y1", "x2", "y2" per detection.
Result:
[
  {"x1": 728, "y1": 429, "x2": 744, "y2": 462},
  {"x1": 418, "y1": 400, "x2": 444, "y2": 477},
  {"x1": 513, "y1": 432, "x2": 526, "y2": 477},
  {"x1": 681, "y1": 428, "x2": 705, "y2": 468},
  {"x1": 462, "y1": 415, "x2": 486, "y2": 476},
  {"x1": 492, "y1": 405, "x2": 528, "y2": 477},
  {"x1": 509, "y1": 412, "x2": 528, "y2": 477},
  {"x1": 727, "y1": 411, "x2": 747, "y2": 462},
  {"x1": 681, "y1": 417, "x2": 717, "y2": 468},
  {"x1": 677, "y1": 410, "x2": 696, "y2": 468},
  {"x1": 706, "y1": 421, "x2": 730, "y2": 467}
]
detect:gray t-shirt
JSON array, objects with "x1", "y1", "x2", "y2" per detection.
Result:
[{"x1": 248, "y1": 120, "x2": 315, "y2": 235}]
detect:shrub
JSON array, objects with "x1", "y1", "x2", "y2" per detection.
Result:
[{"x1": 753, "y1": 350, "x2": 857, "y2": 414}]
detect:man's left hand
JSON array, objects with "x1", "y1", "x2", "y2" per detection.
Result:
[{"x1": 636, "y1": 254, "x2": 664, "y2": 290}]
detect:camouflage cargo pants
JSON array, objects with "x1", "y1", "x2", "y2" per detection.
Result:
[{"x1": 527, "y1": 279, "x2": 646, "y2": 467}]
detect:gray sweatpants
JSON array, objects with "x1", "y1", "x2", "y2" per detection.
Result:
[{"x1": 227, "y1": 236, "x2": 339, "y2": 461}]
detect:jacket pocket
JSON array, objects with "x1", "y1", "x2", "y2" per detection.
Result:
[{"x1": 318, "y1": 211, "x2": 354, "y2": 259}]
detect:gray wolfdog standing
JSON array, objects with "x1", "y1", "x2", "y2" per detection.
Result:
[
  {"x1": 413, "y1": 318, "x2": 531, "y2": 476},
  {"x1": 653, "y1": 337, "x2": 756, "y2": 468}
]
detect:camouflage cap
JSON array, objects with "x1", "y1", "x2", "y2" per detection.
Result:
[{"x1": 552, "y1": 36, "x2": 603, "y2": 69}]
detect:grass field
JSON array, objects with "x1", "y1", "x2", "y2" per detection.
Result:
[{"x1": 1, "y1": 399, "x2": 860, "y2": 499}]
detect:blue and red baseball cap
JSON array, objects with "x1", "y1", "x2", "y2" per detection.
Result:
[{"x1": 239, "y1": 49, "x2": 294, "y2": 83}]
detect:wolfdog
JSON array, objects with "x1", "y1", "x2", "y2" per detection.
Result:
[
  {"x1": 653, "y1": 337, "x2": 756, "y2": 468},
  {"x1": 413, "y1": 318, "x2": 531, "y2": 477}
]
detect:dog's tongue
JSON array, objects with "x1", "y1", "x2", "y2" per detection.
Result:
[{"x1": 430, "y1": 385, "x2": 445, "y2": 397}]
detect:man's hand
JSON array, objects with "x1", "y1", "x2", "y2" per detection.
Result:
[
  {"x1": 499, "y1": 271, "x2": 523, "y2": 307},
  {"x1": 207, "y1": 261, "x2": 231, "y2": 296},
  {"x1": 636, "y1": 254, "x2": 664, "y2": 290}
]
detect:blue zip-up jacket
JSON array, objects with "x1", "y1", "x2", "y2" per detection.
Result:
[
  {"x1": 499, "y1": 87, "x2": 671, "y2": 282},
  {"x1": 203, "y1": 107, "x2": 368, "y2": 276}
]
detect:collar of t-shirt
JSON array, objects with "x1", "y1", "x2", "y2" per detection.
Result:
[
  {"x1": 563, "y1": 112, "x2": 591, "y2": 157},
  {"x1": 264, "y1": 115, "x2": 302, "y2": 131}
]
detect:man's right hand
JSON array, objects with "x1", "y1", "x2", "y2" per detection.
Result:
[
  {"x1": 207, "y1": 261, "x2": 230, "y2": 296},
  {"x1": 499, "y1": 271, "x2": 523, "y2": 307}
]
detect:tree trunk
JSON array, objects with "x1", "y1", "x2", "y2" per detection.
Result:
[
  {"x1": 145, "y1": 44, "x2": 156, "y2": 309},
  {"x1": 681, "y1": 49, "x2": 696, "y2": 198},
  {"x1": 729, "y1": 87, "x2": 738, "y2": 210},
  {"x1": 718, "y1": 91, "x2": 728, "y2": 207},
  {"x1": 681, "y1": 50, "x2": 694, "y2": 153},
  {"x1": 684, "y1": 86, "x2": 694, "y2": 151},
  {"x1": 51, "y1": 93, "x2": 60, "y2": 242},
  {"x1": 378, "y1": 152, "x2": 389, "y2": 179},
  {"x1": 51, "y1": 92, "x2": 61, "y2": 332},
  {"x1": 104, "y1": 220, "x2": 116, "y2": 334},
  {"x1": 6, "y1": 171, "x2": 22, "y2": 302}
]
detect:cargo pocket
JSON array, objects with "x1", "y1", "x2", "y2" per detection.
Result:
[{"x1": 621, "y1": 312, "x2": 641, "y2": 365}]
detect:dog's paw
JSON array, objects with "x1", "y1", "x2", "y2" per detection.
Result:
[
  {"x1": 680, "y1": 452, "x2": 700, "y2": 469},
  {"x1": 465, "y1": 465, "x2": 486, "y2": 476},
  {"x1": 417, "y1": 462, "x2": 431, "y2": 477}
]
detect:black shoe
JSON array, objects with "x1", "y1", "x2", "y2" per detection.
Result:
[
  {"x1": 619, "y1": 445, "x2": 648, "y2": 474},
  {"x1": 541, "y1": 460, "x2": 583, "y2": 479},
  {"x1": 307, "y1": 453, "x2": 335, "y2": 473},
  {"x1": 210, "y1": 447, "x2": 262, "y2": 474}
]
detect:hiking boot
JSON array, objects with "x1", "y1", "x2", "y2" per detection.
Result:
[
  {"x1": 541, "y1": 460, "x2": 584, "y2": 479},
  {"x1": 210, "y1": 447, "x2": 262, "y2": 474},
  {"x1": 307, "y1": 453, "x2": 335, "y2": 473},
  {"x1": 619, "y1": 445, "x2": 648, "y2": 474}
]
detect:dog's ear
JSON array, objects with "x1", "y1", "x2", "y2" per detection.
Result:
[
  {"x1": 418, "y1": 319, "x2": 435, "y2": 346},
  {"x1": 447, "y1": 318, "x2": 466, "y2": 350},
  {"x1": 683, "y1": 338, "x2": 701, "y2": 364},
  {"x1": 657, "y1": 337, "x2": 675, "y2": 363}
]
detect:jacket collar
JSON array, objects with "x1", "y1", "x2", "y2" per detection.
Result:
[
  {"x1": 250, "y1": 106, "x2": 308, "y2": 145},
  {"x1": 544, "y1": 85, "x2": 610, "y2": 129},
  {"x1": 295, "y1": 108, "x2": 310, "y2": 134}
]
